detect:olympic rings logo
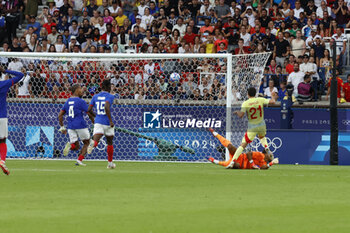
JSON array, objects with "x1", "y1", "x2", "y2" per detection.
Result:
[
  {"x1": 250, "y1": 137, "x2": 282, "y2": 153},
  {"x1": 342, "y1": 120, "x2": 350, "y2": 126}
]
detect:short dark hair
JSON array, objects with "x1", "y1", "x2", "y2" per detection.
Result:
[
  {"x1": 247, "y1": 87, "x2": 256, "y2": 97},
  {"x1": 69, "y1": 84, "x2": 81, "y2": 94},
  {"x1": 304, "y1": 74, "x2": 311, "y2": 80},
  {"x1": 102, "y1": 79, "x2": 111, "y2": 91}
]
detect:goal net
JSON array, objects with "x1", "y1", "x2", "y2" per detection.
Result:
[{"x1": 0, "y1": 52, "x2": 270, "y2": 162}]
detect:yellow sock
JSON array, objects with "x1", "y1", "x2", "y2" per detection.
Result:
[
  {"x1": 216, "y1": 134, "x2": 231, "y2": 148},
  {"x1": 232, "y1": 146, "x2": 244, "y2": 161},
  {"x1": 260, "y1": 137, "x2": 269, "y2": 150}
]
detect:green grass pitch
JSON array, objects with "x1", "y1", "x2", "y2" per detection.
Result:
[{"x1": 1, "y1": 160, "x2": 350, "y2": 233}]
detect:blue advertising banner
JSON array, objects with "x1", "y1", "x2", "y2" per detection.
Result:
[{"x1": 6, "y1": 103, "x2": 350, "y2": 164}]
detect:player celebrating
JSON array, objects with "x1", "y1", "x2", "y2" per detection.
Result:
[
  {"x1": 208, "y1": 128, "x2": 279, "y2": 169},
  {"x1": 0, "y1": 67, "x2": 24, "y2": 175},
  {"x1": 58, "y1": 84, "x2": 95, "y2": 166},
  {"x1": 227, "y1": 87, "x2": 276, "y2": 168},
  {"x1": 87, "y1": 80, "x2": 116, "y2": 169}
]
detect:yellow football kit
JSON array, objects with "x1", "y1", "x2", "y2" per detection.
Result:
[{"x1": 240, "y1": 97, "x2": 270, "y2": 143}]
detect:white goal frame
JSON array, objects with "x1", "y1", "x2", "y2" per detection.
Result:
[{"x1": 0, "y1": 52, "x2": 271, "y2": 161}]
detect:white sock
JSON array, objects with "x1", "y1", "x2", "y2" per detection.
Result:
[
  {"x1": 249, "y1": 160, "x2": 253, "y2": 164},
  {"x1": 213, "y1": 159, "x2": 219, "y2": 164},
  {"x1": 213, "y1": 131, "x2": 218, "y2": 136}
]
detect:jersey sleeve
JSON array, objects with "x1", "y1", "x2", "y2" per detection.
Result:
[
  {"x1": 89, "y1": 95, "x2": 95, "y2": 107},
  {"x1": 61, "y1": 101, "x2": 68, "y2": 112},
  {"x1": 261, "y1": 97, "x2": 270, "y2": 105},
  {"x1": 240, "y1": 101, "x2": 247, "y2": 113},
  {"x1": 5, "y1": 70, "x2": 24, "y2": 85}
]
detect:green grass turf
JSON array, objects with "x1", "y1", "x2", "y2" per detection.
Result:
[{"x1": 1, "y1": 161, "x2": 350, "y2": 233}]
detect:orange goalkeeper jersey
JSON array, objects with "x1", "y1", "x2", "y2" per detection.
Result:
[{"x1": 236, "y1": 152, "x2": 267, "y2": 169}]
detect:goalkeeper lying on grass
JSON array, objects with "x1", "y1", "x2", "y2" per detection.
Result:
[{"x1": 208, "y1": 128, "x2": 279, "y2": 169}]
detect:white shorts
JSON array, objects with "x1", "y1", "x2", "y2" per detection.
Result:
[
  {"x1": 0, "y1": 118, "x2": 8, "y2": 139},
  {"x1": 68, "y1": 128, "x2": 90, "y2": 143},
  {"x1": 93, "y1": 123, "x2": 115, "y2": 137}
]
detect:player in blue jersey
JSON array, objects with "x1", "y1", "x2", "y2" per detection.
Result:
[
  {"x1": 0, "y1": 67, "x2": 24, "y2": 175},
  {"x1": 87, "y1": 80, "x2": 116, "y2": 169},
  {"x1": 58, "y1": 84, "x2": 95, "y2": 166}
]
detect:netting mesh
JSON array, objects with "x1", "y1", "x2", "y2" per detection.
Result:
[
  {"x1": 229, "y1": 53, "x2": 272, "y2": 151},
  {"x1": 0, "y1": 53, "x2": 270, "y2": 162}
]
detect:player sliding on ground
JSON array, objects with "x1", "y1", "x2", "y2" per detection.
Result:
[
  {"x1": 58, "y1": 84, "x2": 95, "y2": 166},
  {"x1": 208, "y1": 128, "x2": 279, "y2": 169},
  {"x1": 0, "y1": 67, "x2": 24, "y2": 175},
  {"x1": 227, "y1": 87, "x2": 276, "y2": 169},
  {"x1": 87, "y1": 80, "x2": 116, "y2": 169}
]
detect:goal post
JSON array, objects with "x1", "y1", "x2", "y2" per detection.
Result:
[{"x1": 0, "y1": 52, "x2": 271, "y2": 162}]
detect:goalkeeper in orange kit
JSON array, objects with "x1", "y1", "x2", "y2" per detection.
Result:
[{"x1": 207, "y1": 128, "x2": 279, "y2": 169}]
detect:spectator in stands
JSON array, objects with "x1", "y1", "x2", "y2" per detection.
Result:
[
  {"x1": 264, "y1": 79, "x2": 278, "y2": 99},
  {"x1": 172, "y1": 17, "x2": 186, "y2": 37},
  {"x1": 300, "y1": 55, "x2": 318, "y2": 80},
  {"x1": 305, "y1": 0, "x2": 317, "y2": 16},
  {"x1": 239, "y1": 25, "x2": 251, "y2": 47},
  {"x1": 43, "y1": 15, "x2": 56, "y2": 34},
  {"x1": 332, "y1": 0, "x2": 348, "y2": 28},
  {"x1": 342, "y1": 74, "x2": 350, "y2": 103},
  {"x1": 297, "y1": 74, "x2": 314, "y2": 102},
  {"x1": 317, "y1": 22, "x2": 329, "y2": 38},
  {"x1": 312, "y1": 37, "x2": 325, "y2": 66},
  {"x1": 288, "y1": 63, "x2": 305, "y2": 97},
  {"x1": 298, "y1": 12, "x2": 307, "y2": 28},
  {"x1": 278, "y1": 81, "x2": 287, "y2": 101},
  {"x1": 291, "y1": 30, "x2": 306, "y2": 58},
  {"x1": 116, "y1": 8, "x2": 128, "y2": 27},
  {"x1": 294, "y1": 1, "x2": 304, "y2": 18},
  {"x1": 26, "y1": 15, "x2": 41, "y2": 37},
  {"x1": 47, "y1": 25, "x2": 59, "y2": 44},
  {"x1": 305, "y1": 29, "x2": 320, "y2": 49},
  {"x1": 331, "y1": 27, "x2": 347, "y2": 70},
  {"x1": 131, "y1": 15, "x2": 146, "y2": 33},
  {"x1": 3, "y1": 0, "x2": 20, "y2": 44},
  {"x1": 97, "y1": 0, "x2": 108, "y2": 14},
  {"x1": 78, "y1": 7, "x2": 90, "y2": 24},
  {"x1": 274, "y1": 31, "x2": 290, "y2": 67},
  {"x1": 90, "y1": 10, "x2": 100, "y2": 26},
  {"x1": 41, "y1": 38, "x2": 49, "y2": 52},
  {"x1": 57, "y1": 15, "x2": 70, "y2": 34},
  {"x1": 59, "y1": 0, "x2": 71, "y2": 16},
  {"x1": 87, "y1": 0, "x2": 98, "y2": 17},
  {"x1": 241, "y1": 6, "x2": 257, "y2": 28}
]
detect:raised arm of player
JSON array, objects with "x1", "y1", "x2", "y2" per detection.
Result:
[
  {"x1": 5, "y1": 69, "x2": 24, "y2": 83},
  {"x1": 0, "y1": 67, "x2": 24, "y2": 88},
  {"x1": 268, "y1": 93, "x2": 278, "y2": 105},
  {"x1": 105, "y1": 101, "x2": 114, "y2": 128}
]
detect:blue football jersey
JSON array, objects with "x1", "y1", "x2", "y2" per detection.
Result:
[
  {"x1": 62, "y1": 97, "x2": 88, "y2": 129},
  {"x1": 0, "y1": 70, "x2": 24, "y2": 118},
  {"x1": 89, "y1": 92, "x2": 115, "y2": 126}
]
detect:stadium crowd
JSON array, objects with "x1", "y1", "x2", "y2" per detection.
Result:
[{"x1": 0, "y1": 0, "x2": 349, "y2": 102}]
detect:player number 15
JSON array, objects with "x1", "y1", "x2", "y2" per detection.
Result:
[{"x1": 96, "y1": 101, "x2": 106, "y2": 115}]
